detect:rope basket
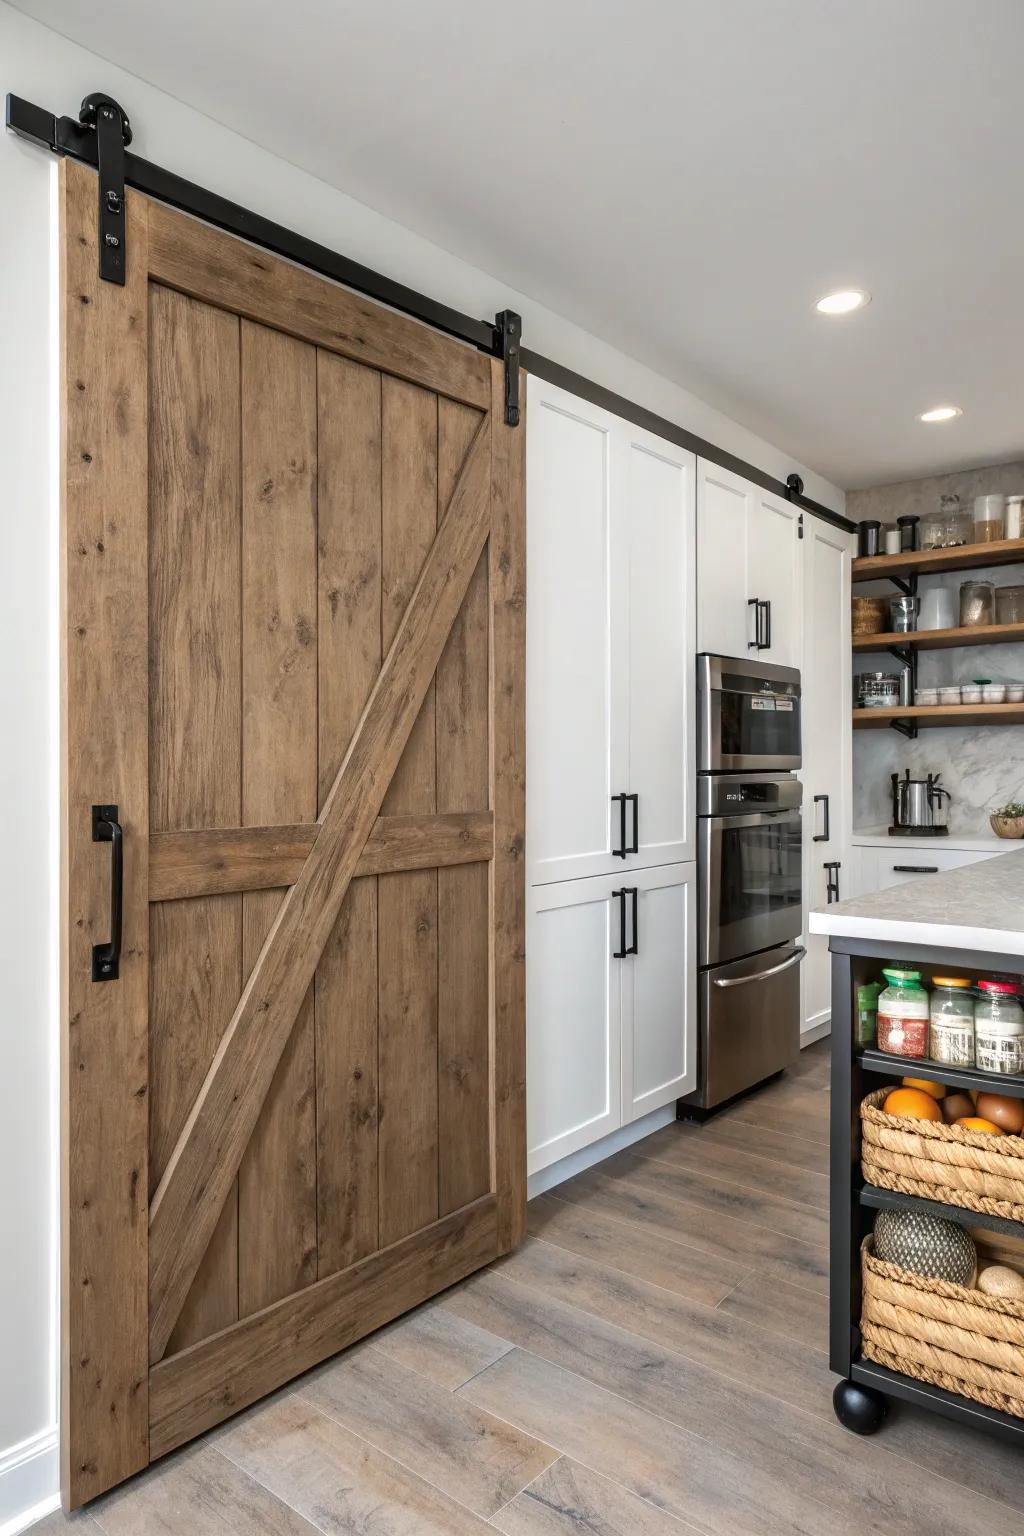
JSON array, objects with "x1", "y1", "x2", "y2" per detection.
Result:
[
  {"x1": 861, "y1": 1087, "x2": 1024, "y2": 1223},
  {"x1": 861, "y1": 1236, "x2": 1024, "y2": 1420}
]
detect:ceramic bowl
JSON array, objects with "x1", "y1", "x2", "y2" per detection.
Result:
[{"x1": 991, "y1": 814, "x2": 1024, "y2": 839}]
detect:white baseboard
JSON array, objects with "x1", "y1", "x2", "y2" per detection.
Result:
[
  {"x1": 0, "y1": 1428, "x2": 59, "y2": 1536},
  {"x1": 527, "y1": 1103, "x2": 677, "y2": 1199},
  {"x1": 801, "y1": 1017, "x2": 831, "y2": 1048}
]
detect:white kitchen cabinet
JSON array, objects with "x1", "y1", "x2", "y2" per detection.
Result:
[
  {"x1": 696, "y1": 461, "x2": 802, "y2": 667},
  {"x1": 858, "y1": 844, "x2": 1005, "y2": 892},
  {"x1": 527, "y1": 378, "x2": 695, "y2": 885},
  {"x1": 621, "y1": 863, "x2": 697, "y2": 1121},
  {"x1": 527, "y1": 863, "x2": 696, "y2": 1174},
  {"x1": 527, "y1": 874, "x2": 622, "y2": 1172},
  {"x1": 799, "y1": 514, "x2": 855, "y2": 1038}
]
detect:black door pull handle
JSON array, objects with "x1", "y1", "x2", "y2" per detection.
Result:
[
  {"x1": 763, "y1": 599, "x2": 771, "y2": 651},
  {"x1": 747, "y1": 597, "x2": 761, "y2": 650},
  {"x1": 612, "y1": 793, "x2": 639, "y2": 858},
  {"x1": 612, "y1": 887, "x2": 639, "y2": 958},
  {"x1": 892, "y1": 864, "x2": 939, "y2": 874},
  {"x1": 824, "y1": 860, "x2": 841, "y2": 904},
  {"x1": 812, "y1": 793, "x2": 830, "y2": 843},
  {"x1": 92, "y1": 803, "x2": 122, "y2": 981}
]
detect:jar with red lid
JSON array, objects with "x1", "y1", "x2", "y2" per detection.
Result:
[
  {"x1": 975, "y1": 980, "x2": 1024, "y2": 1075},
  {"x1": 876, "y1": 968, "x2": 930, "y2": 1059}
]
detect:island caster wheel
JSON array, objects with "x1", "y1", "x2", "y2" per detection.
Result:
[{"x1": 833, "y1": 1379, "x2": 887, "y2": 1435}]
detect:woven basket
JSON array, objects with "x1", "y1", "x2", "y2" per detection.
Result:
[
  {"x1": 852, "y1": 596, "x2": 889, "y2": 637},
  {"x1": 861, "y1": 1236, "x2": 1024, "y2": 1419},
  {"x1": 861, "y1": 1087, "x2": 1024, "y2": 1223}
]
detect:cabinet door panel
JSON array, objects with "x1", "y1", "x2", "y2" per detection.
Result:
[
  {"x1": 800, "y1": 516, "x2": 853, "y2": 1033},
  {"x1": 527, "y1": 383, "x2": 626, "y2": 884},
  {"x1": 622, "y1": 863, "x2": 697, "y2": 1121},
  {"x1": 696, "y1": 462, "x2": 753, "y2": 658},
  {"x1": 527, "y1": 876, "x2": 621, "y2": 1173},
  {"x1": 625, "y1": 431, "x2": 696, "y2": 866},
  {"x1": 749, "y1": 490, "x2": 802, "y2": 668}
]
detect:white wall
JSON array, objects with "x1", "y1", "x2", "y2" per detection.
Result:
[{"x1": 0, "y1": 3, "x2": 844, "y2": 1527}]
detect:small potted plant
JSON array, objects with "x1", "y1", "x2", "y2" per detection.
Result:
[{"x1": 990, "y1": 801, "x2": 1024, "y2": 838}]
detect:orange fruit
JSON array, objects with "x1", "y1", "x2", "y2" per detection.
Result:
[
  {"x1": 955, "y1": 1116, "x2": 1004, "y2": 1136},
  {"x1": 883, "y1": 1087, "x2": 943, "y2": 1121},
  {"x1": 902, "y1": 1077, "x2": 945, "y2": 1100}
]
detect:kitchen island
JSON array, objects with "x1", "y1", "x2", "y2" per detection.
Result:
[{"x1": 809, "y1": 852, "x2": 1024, "y2": 1445}]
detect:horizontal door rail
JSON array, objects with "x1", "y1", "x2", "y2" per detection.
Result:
[
  {"x1": 150, "y1": 810, "x2": 494, "y2": 901},
  {"x1": 6, "y1": 89, "x2": 852, "y2": 532}
]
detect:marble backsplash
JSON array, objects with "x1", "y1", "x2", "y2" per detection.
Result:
[{"x1": 849, "y1": 460, "x2": 1024, "y2": 834}]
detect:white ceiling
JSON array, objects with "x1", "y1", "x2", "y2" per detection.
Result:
[{"x1": 15, "y1": 0, "x2": 1024, "y2": 488}]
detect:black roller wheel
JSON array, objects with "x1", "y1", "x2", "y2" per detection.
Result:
[{"x1": 833, "y1": 1378, "x2": 887, "y2": 1435}]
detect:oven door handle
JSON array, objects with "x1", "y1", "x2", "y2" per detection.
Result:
[{"x1": 712, "y1": 945, "x2": 806, "y2": 989}]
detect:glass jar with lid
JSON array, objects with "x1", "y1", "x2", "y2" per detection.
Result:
[
  {"x1": 928, "y1": 977, "x2": 975, "y2": 1067},
  {"x1": 876, "y1": 969, "x2": 930, "y2": 1059},
  {"x1": 975, "y1": 980, "x2": 1024, "y2": 1075},
  {"x1": 960, "y1": 580, "x2": 996, "y2": 628}
]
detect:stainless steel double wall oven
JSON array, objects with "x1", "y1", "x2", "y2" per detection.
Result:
[{"x1": 684, "y1": 655, "x2": 804, "y2": 1109}]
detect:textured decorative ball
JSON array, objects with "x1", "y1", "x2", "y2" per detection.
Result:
[{"x1": 874, "y1": 1209, "x2": 977, "y2": 1285}]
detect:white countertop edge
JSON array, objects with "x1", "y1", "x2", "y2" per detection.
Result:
[
  {"x1": 808, "y1": 909, "x2": 1024, "y2": 958},
  {"x1": 852, "y1": 829, "x2": 1024, "y2": 852}
]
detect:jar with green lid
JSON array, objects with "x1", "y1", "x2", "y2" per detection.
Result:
[
  {"x1": 975, "y1": 980, "x2": 1024, "y2": 1075},
  {"x1": 928, "y1": 977, "x2": 975, "y2": 1067},
  {"x1": 876, "y1": 969, "x2": 929, "y2": 1059},
  {"x1": 856, "y1": 981, "x2": 883, "y2": 1047}
]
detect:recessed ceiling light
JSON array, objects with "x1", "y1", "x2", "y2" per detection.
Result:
[
  {"x1": 815, "y1": 289, "x2": 871, "y2": 315},
  {"x1": 918, "y1": 405, "x2": 963, "y2": 423}
]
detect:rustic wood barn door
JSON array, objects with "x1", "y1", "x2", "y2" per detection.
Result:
[{"x1": 60, "y1": 158, "x2": 525, "y2": 1509}]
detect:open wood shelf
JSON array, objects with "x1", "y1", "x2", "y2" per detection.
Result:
[
  {"x1": 853, "y1": 621, "x2": 1024, "y2": 653},
  {"x1": 857, "y1": 1048, "x2": 1024, "y2": 1097},
  {"x1": 860, "y1": 1183, "x2": 1024, "y2": 1240},
  {"x1": 852, "y1": 537, "x2": 1024, "y2": 583},
  {"x1": 853, "y1": 702, "x2": 1024, "y2": 729}
]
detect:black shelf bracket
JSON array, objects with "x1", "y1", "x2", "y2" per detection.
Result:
[
  {"x1": 890, "y1": 718, "x2": 918, "y2": 739},
  {"x1": 78, "y1": 92, "x2": 132, "y2": 285},
  {"x1": 495, "y1": 310, "x2": 522, "y2": 427}
]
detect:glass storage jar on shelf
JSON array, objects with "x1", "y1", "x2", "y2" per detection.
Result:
[
  {"x1": 975, "y1": 981, "x2": 1024, "y2": 1075},
  {"x1": 928, "y1": 977, "x2": 975, "y2": 1067},
  {"x1": 960, "y1": 580, "x2": 996, "y2": 628},
  {"x1": 920, "y1": 497, "x2": 972, "y2": 550},
  {"x1": 876, "y1": 969, "x2": 930, "y2": 1059}
]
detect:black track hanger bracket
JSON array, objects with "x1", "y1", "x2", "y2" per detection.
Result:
[
  {"x1": 495, "y1": 309, "x2": 522, "y2": 427},
  {"x1": 78, "y1": 92, "x2": 132, "y2": 284}
]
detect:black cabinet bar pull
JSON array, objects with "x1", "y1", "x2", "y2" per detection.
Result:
[
  {"x1": 812, "y1": 793, "x2": 830, "y2": 843},
  {"x1": 612, "y1": 887, "x2": 638, "y2": 958},
  {"x1": 763, "y1": 598, "x2": 771, "y2": 651},
  {"x1": 611, "y1": 793, "x2": 627, "y2": 858},
  {"x1": 892, "y1": 864, "x2": 939, "y2": 874},
  {"x1": 92, "y1": 803, "x2": 123, "y2": 981},
  {"x1": 747, "y1": 597, "x2": 760, "y2": 650},
  {"x1": 824, "y1": 860, "x2": 841, "y2": 904},
  {"x1": 626, "y1": 793, "x2": 639, "y2": 855}
]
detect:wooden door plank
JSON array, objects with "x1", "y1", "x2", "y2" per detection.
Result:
[
  {"x1": 436, "y1": 400, "x2": 491, "y2": 1215},
  {"x1": 146, "y1": 199, "x2": 490, "y2": 409},
  {"x1": 149, "y1": 810, "x2": 494, "y2": 900},
  {"x1": 378, "y1": 377, "x2": 440, "y2": 1246},
  {"x1": 148, "y1": 410, "x2": 492, "y2": 1362},
  {"x1": 489, "y1": 362, "x2": 528, "y2": 1252},
  {"x1": 237, "y1": 321, "x2": 319, "y2": 1316},
  {"x1": 315, "y1": 351, "x2": 382, "y2": 1277},
  {"x1": 149, "y1": 1197, "x2": 498, "y2": 1457},
  {"x1": 147, "y1": 282, "x2": 242, "y2": 1355},
  {"x1": 60, "y1": 160, "x2": 151, "y2": 1508}
]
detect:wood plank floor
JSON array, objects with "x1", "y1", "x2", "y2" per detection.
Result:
[{"x1": 37, "y1": 1041, "x2": 1024, "y2": 1535}]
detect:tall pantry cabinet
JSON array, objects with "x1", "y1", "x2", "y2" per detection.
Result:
[{"x1": 526, "y1": 379, "x2": 697, "y2": 1175}]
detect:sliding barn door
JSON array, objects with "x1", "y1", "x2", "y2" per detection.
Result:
[{"x1": 60, "y1": 158, "x2": 525, "y2": 1509}]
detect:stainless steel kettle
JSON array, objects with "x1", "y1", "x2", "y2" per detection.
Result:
[{"x1": 891, "y1": 770, "x2": 952, "y2": 830}]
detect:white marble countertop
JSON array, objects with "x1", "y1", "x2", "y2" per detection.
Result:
[
  {"x1": 852, "y1": 827, "x2": 1024, "y2": 852},
  {"x1": 810, "y1": 850, "x2": 1024, "y2": 956}
]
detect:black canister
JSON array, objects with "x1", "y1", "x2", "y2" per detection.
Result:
[
  {"x1": 857, "y1": 519, "x2": 881, "y2": 557},
  {"x1": 897, "y1": 514, "x2": 920, "y2": 552}
]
